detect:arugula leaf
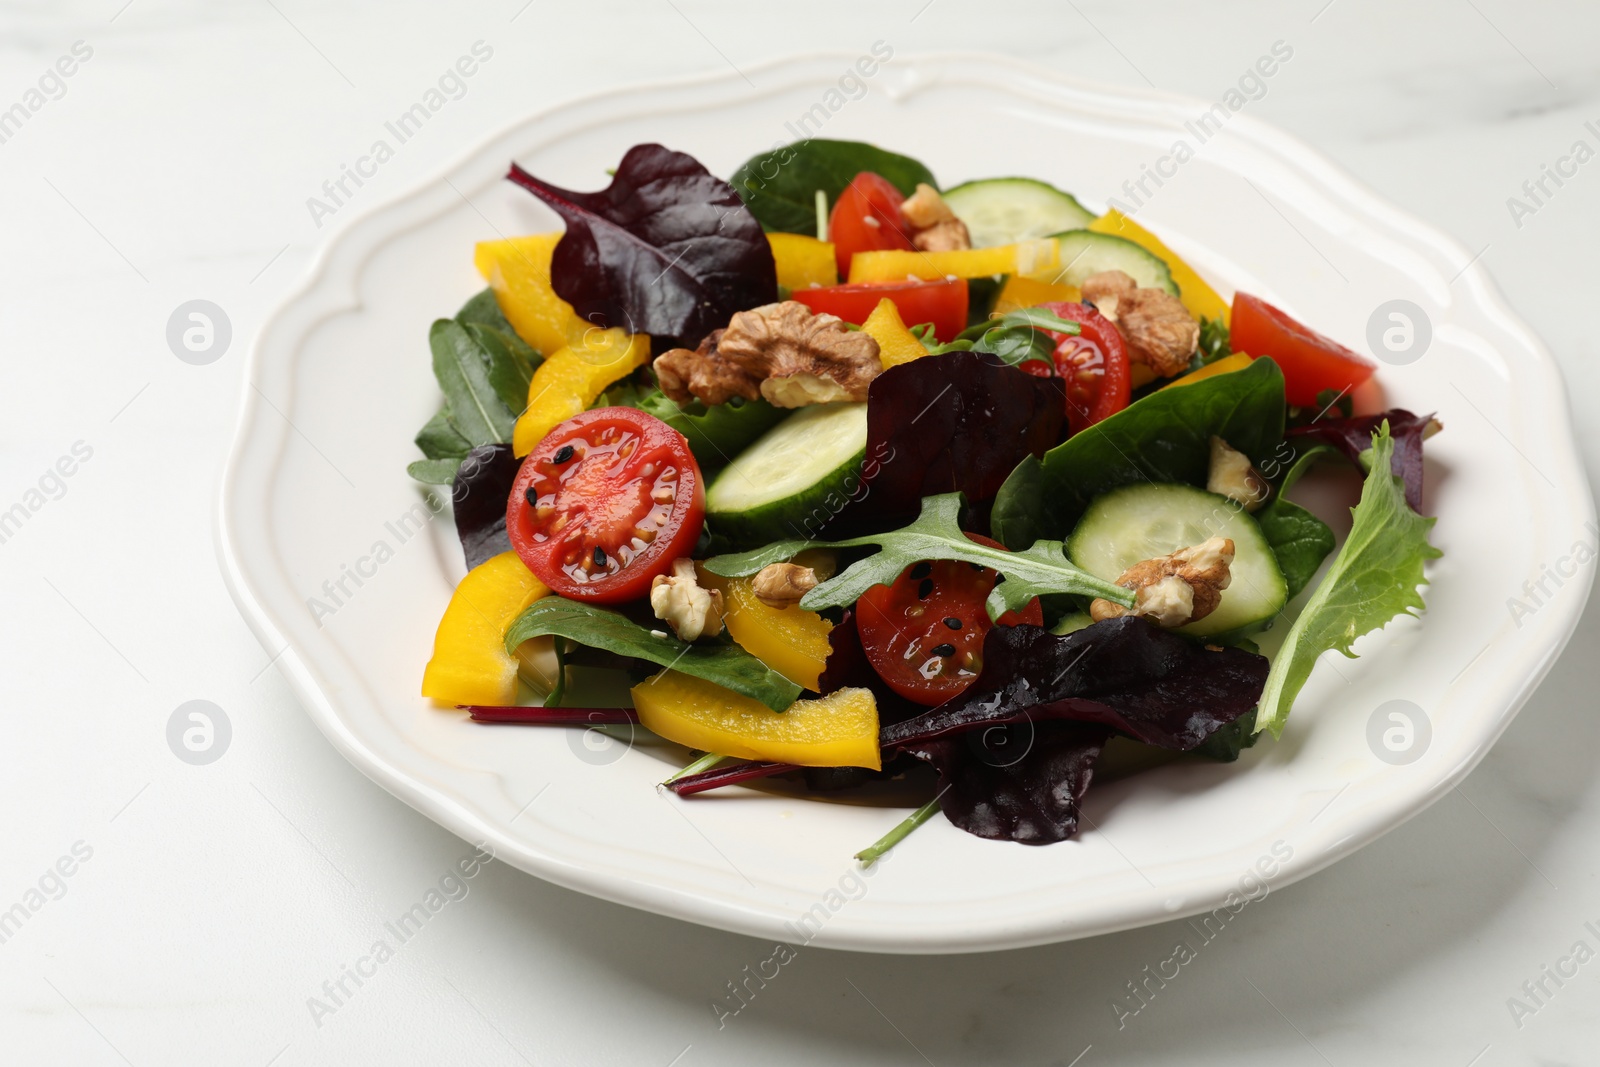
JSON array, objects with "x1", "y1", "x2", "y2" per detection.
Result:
[
  {"x1": 1254, "y1": 426, "x2": 1441, "y2": 737},
  {"x1": 728, "y1": 139, "x2": 937, "y2": 234},
  {"x1": 704, "y1": 493, "x2": 1134, "y2": 620},
  {"x1": 503, "y1": 598, "x2": 802, "y2": 712},
  {"x1": 407, "y1": 457, "x2": 466, "y2": 485},
  {"x1": 992, "y1": 357, "x2": 1286, "y2": 546},
  {"x1": 507, "y1": 145, "x2": 777, "y2": 346}
]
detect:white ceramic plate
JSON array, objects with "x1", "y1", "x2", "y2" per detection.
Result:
[{"x1": 218, "y1": 53, "x2": 1595, "y2": 953}]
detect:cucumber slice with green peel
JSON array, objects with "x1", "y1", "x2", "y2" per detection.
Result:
[
  {"x1": 706, "y1": 402, "x2": 868, "y2": 548},
  {"x1": 1067, "y1": 483, "x2": 1286, "y2": 638},
  {"x1": 942, "y1": 178, "x2": 1096, "y2": 248},
  {"x1": 1032, "y1": 230, "x2": 1180, "y2": 296}
]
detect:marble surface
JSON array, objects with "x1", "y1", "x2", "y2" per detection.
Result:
[{"x1": 2, "y1": 1, "x2": 1597, "y2": 1063}]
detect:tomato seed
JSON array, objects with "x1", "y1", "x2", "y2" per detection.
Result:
[
  {"x1": 910, "y1": 562, "x2": 932, "y2": 580},
  {"x1": 524, "y1": 486, "x2": 539, "y2": 506},
  {"x1": 552, "y1": 444, "x2": 575, "y2": 464},
  {"x1": 930, "y1": 643, "x2": 956, "y2": 657},
  {"x1": 917, "y1": 578, "x2": 933, "y2": 599},
  {"x1": 943, "y1": 617, "x2": 962, "y2": 630},
  {"x1": 593, "y1": 546, "x2": 607, "y2": 567}
]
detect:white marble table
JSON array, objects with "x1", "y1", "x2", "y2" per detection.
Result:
[{"x1": 3, "y1": 2, "x2": 1597, "y2": 1063}]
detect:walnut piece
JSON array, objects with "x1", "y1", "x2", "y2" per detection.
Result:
[
  {"x1": 1090, "y1": 536, "x2": 1235, "y2": 628},
  {"x1": 1080, "y1": 269, "x2": 1199, "y2": 378},
  {"x1": 649, "y1": 559, "x2": 724, "y2": 641},
  {"x1": 1207, "y1": 436, "x2": 1269, "y2": 512},
  {"x1": 900, "y1": 183, "x2": 971, "y2": 252},
  {"x1": 652, "y1": 301, "x2": 881, "y2": 409},
  {"x1": 751, "y1": 563, "x2": 818, "y2": 609}
]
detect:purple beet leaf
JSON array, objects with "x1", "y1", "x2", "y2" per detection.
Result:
[
  {"x1": 507, "y1": 144, "x2": 777, "y2": 346},
  {"x1": 1286, "y1": 408, "x2": 1435, "y2": 511}
]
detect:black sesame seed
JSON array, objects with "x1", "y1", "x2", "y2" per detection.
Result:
[
  {"x1": 943, "y1": 617, "x2": 962, "y2": 630},
  {"x1": 930, "y1": 643, "x2": 956, "y2": 657},
  {"x1": 968, "y1": 561, "x2": 984, "y2": 572},
  {"x1": 524, "y1": 486, "x2": 539, "y2": 506},
  {"x1": 552, "y1": 444, "x2": 575, "y2": 464},
  {"x1": 910, "y1": 562, "x2": 932, "y2": 580},
  {"x1": 592, "y1": 546, "x2": 607, "y2": 567},
  {"x1": 917, "y1": 578, "x2": 934, "y2": 599}
]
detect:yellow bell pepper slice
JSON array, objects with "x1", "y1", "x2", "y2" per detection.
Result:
[
  {"x1": 767, "y1": 233, "x2": 837, "y2": 290},
  {"x1": 633, "y1": 672, "x2": 881, "y2": 770},
  {"x1": 1163, "y1": 352, "x2": 1254, "y2": 390},
  {"x1": 421, "y1": 552, "x2": 550, "y2": 706},
  {"x1": 701, "y1": 572, "x2": 834, "y2": 690},
  {"x1": 1089, "y1": 210, "x2": 1230, "y2": 325},
  {"x1": 847, "y1": 239, "x2": 1060, "y2": 284},
  {"x1": 474, "y1": 234, "x2": 582, "y2": 356},
  {"x1": 511, "y1": 333, "x2": 652, "y2": 456},
  {"x1": 860, "y1": 298, "x2": 928, "y2": 369},
  {"x1": 991, "y1": 275, "x2": 1081, "y2": 316}
]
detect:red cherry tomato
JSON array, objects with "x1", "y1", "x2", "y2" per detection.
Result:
[
  {"x1": 1230, "y1": 292, "x2": 1377, "y2": 408},
  {"x1": 1018, "y1": 301, "x2": 1132, "y2": 435},
  {"x1": 790, "y1": 277, "x2": 969, "y2": 343},
  {"x1": 856, "y1": 534, "x2": 1044, "y2": 707},
  {"x1": 827, "y1": 171, "x2": 916, "y2": 279},
  {"x1": 507, "y1": 407, "x2": 704, "y2": 604}
]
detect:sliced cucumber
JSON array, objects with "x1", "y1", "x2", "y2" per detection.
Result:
[
  {"x1": 1031, "y1": 230, "x2": 1179, "y2": 296},
  {"x1": 706, "y1": 402, "x2": 868, "y2": 547},
  {"x1": 942, "y1": 178, "x2": 1096, "y2": 249},
  {"x1": 1067, "y1": 483, "x2": 1285, "y2": 638}
]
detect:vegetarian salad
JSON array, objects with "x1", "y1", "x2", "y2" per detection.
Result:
[{"x1": 412, "y1": 139, "x2": 1440, "y2": 855}]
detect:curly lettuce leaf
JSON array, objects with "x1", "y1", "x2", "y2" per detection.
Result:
[{"x1": 1254, "y1": 425, "x2": 1441, "y2": 737}]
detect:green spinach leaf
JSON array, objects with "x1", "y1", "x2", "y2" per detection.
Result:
[
  {"x1": 1255, "y1": 499, "x2": 1335, "y2": 601},
  {"x1": 503, "y1": 598, "x2": 802, "y2": 712},
  {"x1": 1254, "y1": 426, "x2": 1440, "y2": 737},
  {"x1": 635, "y1": 390, "x2": 787, "y2": 472},
  {"x1": 705, "y1": 493, "x2": 1133, "y2": 620},
  {"x1": 728, "y1": 139, "x2": 937, "y2": 234},
  {"x1": 991, "y1": 357, "x2": 1287, "y2": 547}
]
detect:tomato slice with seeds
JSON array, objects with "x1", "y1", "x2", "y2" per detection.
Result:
[
  {"x1": 856, "y1": 533, "x2": 1044, "y2": 707},
  {"x1": 1021, "y1": 301, "x2": 1132, "y2": 435},
  {"x1": 507, "y1": 407, "x2": 705, "y2": 604}
]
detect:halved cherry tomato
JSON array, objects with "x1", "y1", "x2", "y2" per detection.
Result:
[
  {"x1": 1230, "y1": 292, "x2": 1376, "y2": 408},
  {"x1": 856, "y1": 533, "x2": 1044, "y2": 707},
  {"x1": 828, "y1": 172, "x2": 915, "y2": 279},
  {"x1": 1015, "y1": 301, "x2": 1132, "y2": 435},
  {"x1": 507, "y1": 407, "x2": 704, "y2": 604},
  {"x1": 791, "y1": 277, "x2": 969, "y2": 343}
]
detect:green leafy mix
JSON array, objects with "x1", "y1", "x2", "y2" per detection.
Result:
[
  {"x1": 1193, "y1": 315, "x2": 1232, "y2": 369},
  {"x1": 408, "y1": 290, "x2": 539, "y2": 484},
  {"x1": 1254, "y1": 426, "x2": 1440, "y2": 737},
  {"x1": 727, "y1": 139, "x2": 936, "y2": 234},
  {"x1": 704, "y1": 493, "x2": 1134, "y2": 621},
  {"x1": 925, "y1": 307, "x2": 1082, "y2": 368},
  {"x1": 991, "y1": 357, "x2": 1287, "y2": 547},
  {"x1": 503, "y1": 598, "x2": 802, "y2": 712},
  {"x1": 635, "y1": 391, "x2": 786, "y2": 473}
]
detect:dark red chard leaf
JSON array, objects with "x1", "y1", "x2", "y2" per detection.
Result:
[
  {"x1": 1286, "y1": 408, "x2": 1435, "y2": 512},
  {"x1": 453, "y1": 444, "x2": 521, "y2": 569},
  {"x1": 887, "y1": 618, "x2": 1267, "y2": 844},
  {"x1": 902, "y1": 725, "x2": 1109, "y2": 844},
  {"x1": 843, "y1": 351, "x2": 1066, "y2": 533},
  {"x1": 881, "y1": 619, "x2": 1268, "y2": 752},
  {"x1": 506, "y1": 145, "x2": 778, "y2": 346}
]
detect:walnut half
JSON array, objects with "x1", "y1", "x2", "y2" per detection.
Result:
[
  {"x1": 653, "y1": 301, "x2": 882, "y2": 409},
  {"x1": 1080, "y1": 269, "x2": 1199, "y2": 378},
  {"x1": 1090, "y1": 537, "x2": 1235, "y2": 629},
  {"x1": 751, "y1": 562, "x2": 818, "y2": 609}
]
